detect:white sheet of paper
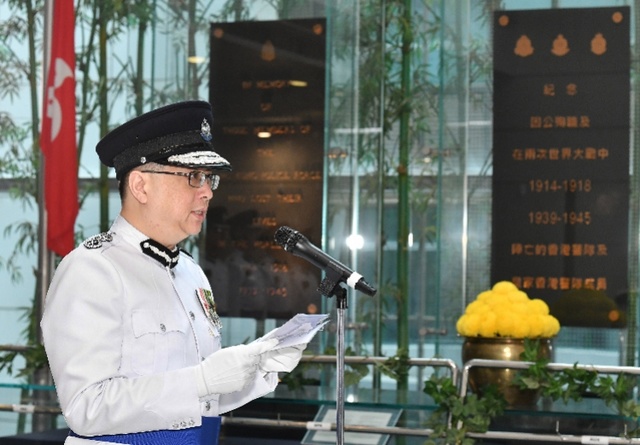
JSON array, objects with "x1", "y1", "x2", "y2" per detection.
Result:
[{"x1": 255, "y1": 313, "x2": 330, "y2": 349}]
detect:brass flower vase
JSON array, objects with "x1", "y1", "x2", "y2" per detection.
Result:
[{"x1": 462, "y1": 336, "x2": 553, "y2": 407}]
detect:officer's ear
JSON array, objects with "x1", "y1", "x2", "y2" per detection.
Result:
[{"x1": 127, "y1": 170, "x2": 149, "y2": 204}]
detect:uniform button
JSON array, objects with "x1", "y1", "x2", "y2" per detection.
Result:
[
  {"x1": 205, "y1": 401, "x2": 211, "y2": 411},
  {"x1": 160, "y1": 323, "x2": 166, "y2": 332},
  {"x1": 189, "y1": 311, "x2": 195, "y2": 320}
]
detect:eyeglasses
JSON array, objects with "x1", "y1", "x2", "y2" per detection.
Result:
[{"x1": 141, "y1": 170, "x2": 220, "y2": 190}]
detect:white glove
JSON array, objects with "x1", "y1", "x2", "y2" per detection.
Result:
[
  {"x1": 259, "y1": 344, "x2": 307, "y2": 373},
  {"x1": 195, "y1": 339, "x2": 278, "y2": 397}
]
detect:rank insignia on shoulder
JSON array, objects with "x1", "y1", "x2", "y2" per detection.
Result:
[
  {"x1": 196, "y1": 288, "x2": 222, "y2": 331},
  {"x1": 83, "y1": 232, "x2": 114, "y2": 249}
]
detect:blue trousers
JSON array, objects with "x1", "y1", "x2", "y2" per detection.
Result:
[{"x1": 69, "y1": 416, "x2": 221, "y2": 445}]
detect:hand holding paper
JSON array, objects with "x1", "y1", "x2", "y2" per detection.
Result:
[
  {"x1": 257, "y1": 313, "x2": 330, "y2": 349},
  {"x1": 253, "y1": 313, "x2": 329, "y2": 373},
  {"x1": 260, "y1": 344, "x2": 307, "y2": 373},
  {"x1": 195, "y1": 338, "x2": 278, "y2": 396}
]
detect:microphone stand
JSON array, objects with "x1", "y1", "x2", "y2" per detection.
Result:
[{"x1": 317, "y1": 263, "x2": 351, "y2": 445}]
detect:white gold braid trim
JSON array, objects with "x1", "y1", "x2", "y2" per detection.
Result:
[
  {"x1": 140, "y1": 239, "x2": 180, "y2": 269},
  {"x1": 166, "y1": 151, "x2": 231, "y2": 168}
]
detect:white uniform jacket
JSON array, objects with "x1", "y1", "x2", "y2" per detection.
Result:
[{"x1": 41, "y1": 216, "x2": 277, "y2": 441}]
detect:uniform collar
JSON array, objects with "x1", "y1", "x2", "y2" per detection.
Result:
[
  {"x1": 111, "y1": 215, "x2": 180, "y2": 269},
  {"x1": 140, "y1": 238, "x2": 180, "y2": 269}
]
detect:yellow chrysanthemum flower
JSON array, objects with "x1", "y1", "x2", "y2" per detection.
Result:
[
  {"x1": 511, "y1": 290, "x2": 530, "y2": 302},
  {"x1": 476, "y1": 290, "x2": 493, "y2": 302},
  {"x1": 464, "y1": 300, "x2": 485, "y2": 315},
  {"x1": 492, "y1": 281, "x2": 518, "y2": 294},
  {"x1": 457, "y1": 281, "x2": 561, "y2": 338},
  {"x1": 530, "y1": 299, "x2": 550, "y2": 315}
]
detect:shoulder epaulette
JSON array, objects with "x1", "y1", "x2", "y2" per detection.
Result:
[{"x1": 83, "y1": 232, "x2": 115, "y2": 249}]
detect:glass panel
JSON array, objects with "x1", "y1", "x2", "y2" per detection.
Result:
[{"x1": 0, "y1": 0, "x2": 638, "y2": 437}]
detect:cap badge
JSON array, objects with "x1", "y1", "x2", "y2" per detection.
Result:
[
  {"x1": 196, "y1": 288, "x2": 222, "y2": 331},
  {"x1": 200, "y1": 118, "x2": 212, "y2": 142}
]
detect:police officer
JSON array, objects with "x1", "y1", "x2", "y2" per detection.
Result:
[{"x1": 41, "y1": 101, "x2": 304, "y2": 445}]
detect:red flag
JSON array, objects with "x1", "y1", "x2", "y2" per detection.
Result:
[{"x1": 40, "y1": 0, "x2": 78, "y2": 256}]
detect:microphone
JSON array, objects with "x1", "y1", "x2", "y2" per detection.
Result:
[{"x1": 274, "y1": 226, "x2": 377, "y2": 297}]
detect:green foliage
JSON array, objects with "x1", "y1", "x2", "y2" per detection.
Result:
[
  {"x1": 422, "y1": 338, "x2": 640, "y2": 443},
  {"x1": 515, "y1": 339, "x2": 596, "y2": 402},
  {"x1": 590, "y1": 374, "x2": 640, "y2": 419},
  {"x1": 0, "y1": 344, "x2": 47, "y2": 379},
  {"x1": 279, "y1": 362, "x2": 321, "y2": 391},
  {"x1": 515, "y1": 338, "x2": 640, "y2": 434},
  {"x1": 0, "y1": 295, "x2": 49, "y2": 383},
  {"x1": 377, "y1": 348, "x2": 411, "y2": 381},
  {"x1": 423, "y1": 373, "x2": 506, "y2": 445}
]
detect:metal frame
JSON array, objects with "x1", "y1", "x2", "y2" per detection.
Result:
[
  {"x1": 2, "y1": 352, "x2": 640, "y2": 443},
  {"x1": 300, "y1": 354, "x2": 459, "y2": 382},
  {"x1": 460, "y1": 358, "x2": 640, "y2": 443}
]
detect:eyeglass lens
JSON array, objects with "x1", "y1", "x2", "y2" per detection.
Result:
[{"x1": 188, "y1": 171, "x2": 220, "y2": 190}]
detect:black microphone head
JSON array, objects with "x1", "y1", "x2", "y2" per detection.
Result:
[
  {"x1": 274, "y1": 226, "x2": 302, "y2": 252},
  {"x1": 356, "y1": 278, "x2": 377, "y2": 297}
]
